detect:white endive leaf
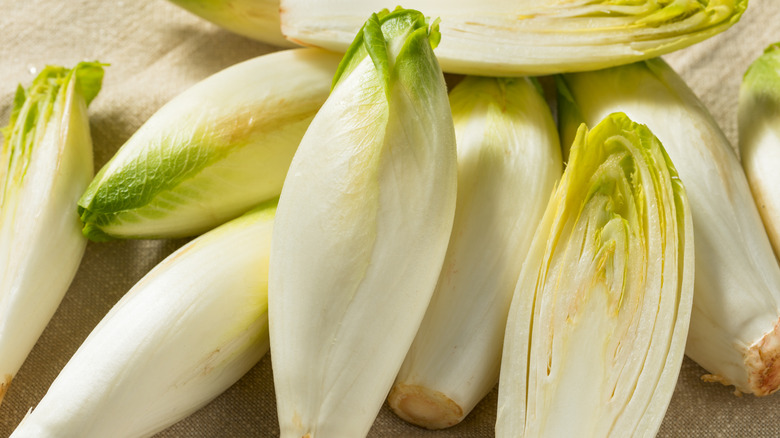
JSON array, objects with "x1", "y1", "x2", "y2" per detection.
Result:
[
  {"x1": 10, "y1": 201, "x2": 276, "y2": 438},
  {"x1": 280, "y1": 0, "x2": 746, "y2": 76},
  {"x1": 558, "y1": 58, "x2": 780, "y2": 396},
  {"x1": 739, "y1": 42, "x2": 780, "y2": 260},
  {"x1": 388, "y1": 76, "x2": 561, "y2": 429},
  {"x1": 269, "y1": 8, "x2": 456, "y2": 438},
  {"x1": 0, "y1": 62, "x2": 103, "y2": 404},
  {"x1": 497, "y1": 113, "x2": 693, "y2": 438},
  {"x1": 166, "y1": 0, "x2": 297, "y2": 48},
  {"x1": 78, "y1": 48, "x2": 340, "y2": 240}
]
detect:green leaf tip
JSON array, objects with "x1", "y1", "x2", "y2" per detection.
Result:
[{"x1": 330, "y1": 6, "x2": 442, "y2": 93}]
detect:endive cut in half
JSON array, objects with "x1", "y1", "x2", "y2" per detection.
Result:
[
  {"x1": 0, "y1": 62, "x2": 103, "y2": 404},
  {"x1": 165, "y1": 0, "x2": 297, "y2": 48},
  {"x1": 739, "y1": 43, "x2": 780, "y2": 260},
  {"x1": 280, "y1": 0, "x2": 747, "y2": 76},
  {"x1": 78, "y1": 48, "x2": 340, "y2": 241},
  {"x1": 496, "y1": 113, "x2": 694, "y2": 438},
  {"x1": 387, "y1": 76, "x2": 561, "y2": 429},
  {"x1": 269, "y1": 8, "x2": 456, "y2": 438},
  {"x1": 10, "y1": 200, "x2": 276, "y2": 438},
  {"x1": 558, "y1": 58, "x2": 780, "y2": 396}
]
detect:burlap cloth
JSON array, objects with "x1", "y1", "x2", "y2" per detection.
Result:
[{"x1": 0, "y1": 0, "x2": 778, "y2": 436}]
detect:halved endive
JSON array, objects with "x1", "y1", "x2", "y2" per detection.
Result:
[
  {"x1": 269, "y1": 8, "x2": 456, "y2": 438},
  {"x1": 10, "y1": 201, "x2": 276, "y2": 438},
  {"x1": 387, "y1": 76, "x2": 561, "y2": 429},
  {"x1": 78, "y1": 48, "x2": 340, "y2": 241},
  {"x1": 0, "y1": 62, "x2": 103, "y2": 404},
  {"x1": 496, "y1": 113, "x2": 694, "y2": 438},
  {"x1": 280, "y1": 0, "x2": 747, "y2": 76},
  {"x1": 739, "y1": 43, "x2": 780, "y2": 259},
  {"x1": 165, "y1": 0, "x2": 297, "y2": 48},
  {"x1": 557, "y1": 59, "x2": 780, "y2": 396}
]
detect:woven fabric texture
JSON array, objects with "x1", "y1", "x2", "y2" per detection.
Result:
[{"x1": 1, "y1": 0, "x2": 779, "y2": 436}]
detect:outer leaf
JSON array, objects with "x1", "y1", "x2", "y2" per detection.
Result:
[
  {"x1": 280, "y1": 0, "x2": 747, "y2": 76},
  {"x1": 558, "y1": 58, "x2": 780, "y2": 396}
]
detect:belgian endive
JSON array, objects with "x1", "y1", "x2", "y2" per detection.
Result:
[
  {"x1": 0, "y1": 62, "x2": 103, "y2": 404},
  {"x1": 269, "y1": 8, "x2": 456, "y2": 438},
  {"x1": 739, "y1": 43, "x2": 780, "y2": 259},
  {"x1": 10, "y1": 201, "x2": 276, "y2": 438},
  {"x1": 165, "y1": 0, "x2": 297, "y2": 48},
  {"x1": 557, "y1": 59, "x2": 780, "y2": 396},
  {"x1": 388, "y1": 76, "x2": 561, "y2": 429},
  {"x1": 280, "y1": 0, "x2": 747, "y2": 76},
  {"x1": 78, "y1": 48, "x2": 340, "y2": 241},
  {"x1": 497, "y1": 113, "x2": 694, "y2": 438}
]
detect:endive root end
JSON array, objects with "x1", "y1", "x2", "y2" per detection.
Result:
[
  {"x1": 0, "y1": 374, "x2": 12, "y2": 405},
  {"x1": 387, "y1": 383, "x2": 463, "y2": 430},
  {"x1": 745, "y1": 318, "x2": 780, "y2": 396}
]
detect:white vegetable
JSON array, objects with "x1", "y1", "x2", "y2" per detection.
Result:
[
  {"x1": 558, "y1": 58, "x2": 780, "y2": 396},
  {"x1": 165, "y1": 0, "x2": 297, "y2": 48},
  {"x1": 280, "y1": 0, "x2": 747, "y2": 76},
  {"x1": 497, "y1": 113, "x2": 693, "y2": 438},
  {"x1": 0, "y1": 62, "x2": 103, "y2": 404},
  {"x1": 739, "y1": 42, "x2": 780, "y2": 260},
  {"x1": 387, "y1": 76, "x2": 561, "y2": 429},
  {"x1": 78, "y1": 48, "x2": 340, "y2": 240},
  {"x1": 269, "y1": 8, "x2": 457, "y2": 438},
  {"x1": 10, "y1": 201, "x2": 276, "y2": 438}
]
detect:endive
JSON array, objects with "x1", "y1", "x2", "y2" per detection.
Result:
[
  {"x1": 387, "y1": 76, "x2": 561, "y2": 429},
  {"x1": 558, "y1": 59, "x2": 780, "y2": 396},
  {"x1": 280, "y1": 0, "x2": 747, "y2": 76},
  {"x1": 78, "y1": 48, "x2": 340, "y2": 240},
  {"x1": 165, "y1": 0, "x2": 297, "y2": 48},
  {"x1": 269, "y1": 8, "x2": 456, "y2": 438},
  {"x1": 10, "y1": 201, "x2": 276, "y2": 438},
  {"x1": 496, "y1": 113, "x2": 693, "y2": 438},
  {"x1": 739, "y1": 43, "x2": 780, "y2": 259},
  {"x1": 0, "y1": 62, "x2": 103, "y2": 404}
]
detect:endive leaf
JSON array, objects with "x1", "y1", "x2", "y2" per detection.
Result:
[
  {"x1": 497, "y1": 112, "x2": 693, "y2": 438},
  {"x1": 269, "y1": 8, "x2": 456, "y2": 438},
  {"x1": 0, "y1": 62, "x2": 103, "y2": 404}
]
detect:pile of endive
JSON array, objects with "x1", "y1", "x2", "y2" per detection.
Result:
[{"x1": 5, "y1": 0, "x2": 780, "y2": 437}]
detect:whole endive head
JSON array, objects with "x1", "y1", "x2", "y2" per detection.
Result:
[
  {"x1": 270, "y1": 7, "x2": 456, "y2": 438},
  {"x1": 76, "y1": 48, "x2": 339, "y2": 241},
  {"x1": 497, "y1": 112, "x2": 693, "y2": 437},
  {"x1": 0, "y1": 62, "x2": 103, "y2": 404},
  {"x1": 739, "y1": 43, "x2": 780, "y2": 260}
]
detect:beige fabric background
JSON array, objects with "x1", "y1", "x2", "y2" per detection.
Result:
[{"x1": 0, "y1": 0, "x2": 778, "y2": 436}]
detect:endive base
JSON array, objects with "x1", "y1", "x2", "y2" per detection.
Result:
[
  {"x1": 745, "y1": 318, "x2": 780, "y2": 396},
  {"x1": 388, "y1": 384, "x2": 463, "y2": 430}
]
